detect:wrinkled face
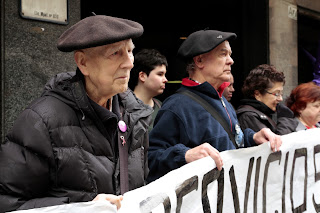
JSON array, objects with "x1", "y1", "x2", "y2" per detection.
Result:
[
  {"x1": 80, "y1": 39, "x2": 135, "y2": 99},
  {"x1": 142, "y1": 65, "x2": 168, "y2": 96},
  {"x1": 201, "y1": 41, "x2": 234, "y2": 89},
  {"x1": 255, "y1": 81, "x2": 284, "y2": 111},
  {"x1": 299, "y1": 100, "x2": 320, "y2": 127}
]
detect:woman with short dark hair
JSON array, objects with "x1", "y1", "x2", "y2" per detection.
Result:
[
  {"x1": 236, "y1": 64, "x2": 297, "y2": 135},
  {"x1": 286, "y1": 82, "x2": 320, "y2": 131}
]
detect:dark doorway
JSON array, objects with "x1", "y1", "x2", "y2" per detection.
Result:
[
  {"x1": 298, "y1": 13, "x2": 320, "y2": 85},
  {"x1": 80, "y1": 1, "x2": 269, "y2": 108}
]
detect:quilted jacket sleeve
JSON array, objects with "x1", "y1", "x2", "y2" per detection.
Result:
[{"x1": 0, "y1": 107, "x2": 68, "y2": 212}]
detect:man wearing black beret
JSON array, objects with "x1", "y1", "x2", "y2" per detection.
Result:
[
  {"x1": 147, "y1": 29, "x2": 282, "y2": 182},
  {"x1": 0, "y1": 15, "x2": 152, "y2": 211}
]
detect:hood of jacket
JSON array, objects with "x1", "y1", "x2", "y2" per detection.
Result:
[
  {"x1": 41, "y1": 69, "x2": 153, "y2": 124},
  {"x1": 42, "y1": 69, "x2": 85, "y2": 111}
]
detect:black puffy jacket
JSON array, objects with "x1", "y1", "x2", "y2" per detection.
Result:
[{"x1": 0, "y1": 71, "x2": 152, "y2": 212}]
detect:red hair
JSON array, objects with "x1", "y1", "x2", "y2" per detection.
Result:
[{"x1": 286, "y1": 82, "x2": 320, "y2": 116}]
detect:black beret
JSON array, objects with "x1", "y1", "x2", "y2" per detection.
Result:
[
  {"x1": 57, "y1": 15, "x2": 143, "y2": 52},
  {"x1": 177, "y1": 29, "x2": 237, "y2": 59}
]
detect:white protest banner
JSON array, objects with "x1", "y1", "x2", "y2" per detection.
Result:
[
  {"x1": 119, "y1": 129, "x2": 320, "y2": 212},
  {"x1": 10, "y1": 200, "x2": 117, "y2": 213},
  {"x1": 10, "y1": 129, "x2": 320, "y2": 212}
]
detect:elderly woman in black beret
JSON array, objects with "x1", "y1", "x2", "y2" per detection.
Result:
[
  {"x1": 236, "y1": 64, "x2": 298, "y2": 135},
  {"x1": 0, "y1": 15, "x2": 152, "y2": 211}
]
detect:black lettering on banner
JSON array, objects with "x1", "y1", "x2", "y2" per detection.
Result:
[
  {"x1": 175, "y1": 175, "x2": 198, "y2": 213},
  {"x1": 139, "y1": 193, "x2": 171, "y2": 213},
  {"x1": 229, "y1": 166, "x2": 240, "y2": 213},
  {"x1": 162, "y1": 196, "x2": 171, "y2": 213},
  {"x1": 229, "y1": 157, "x2": 254, "y2": 213},
  {"x1": 202, "y1": 168, "x2": 224, "y2": 213},
  {"x1": 244, "y1": 157, "x2": 255, "y2": 213},
  {"x1": 313, "y1": 145, "x2": 320, "y2": 212},
  {"x1": 290, "y1": 148, "x2": 307, "y2": 213},
  {"x1": 263, "y1": 151, "x2": 282, "y2": 213},
  {"x1": 217, "y1": 169, "x2": 225, "y2": 213},
  {"x1": 254, "y1": 157, "x2": 261, "y2": 213},
  {"x1": 282, "y1": 152, "x2": 289, "y2": 213}
]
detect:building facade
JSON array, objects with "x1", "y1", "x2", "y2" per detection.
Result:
[{"x1": 1, "y1": 0, "x2": 319, "y2": 140}]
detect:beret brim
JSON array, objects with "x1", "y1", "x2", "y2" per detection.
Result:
[
  {"x1": 57, "y1": 15, "x2": 143, "y2": 52},
  {"x1": 177, "y1": 30, "x2": 237, "y2": 59}
]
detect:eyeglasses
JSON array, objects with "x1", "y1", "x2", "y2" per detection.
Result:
[{"x1": 265, "y1": 90, "x2": 283, "y2": 98}]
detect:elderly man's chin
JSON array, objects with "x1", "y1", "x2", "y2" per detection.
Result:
[
  {"x1": 223, "y1": 72, "x2": 231, "y2": 80},
  {"x1": 115, "y1": 80, "x2": 129, "y2": 93}
]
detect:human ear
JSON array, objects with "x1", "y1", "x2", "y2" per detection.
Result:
[
  {"x1": 138, "y1": 71, "x2": 147, "y2": 83},
  {"x1": 193, "y1": 55, "x2": 205, "y2": 69},
  {"x1": 74, "y1": 50, "x2": 89, "y2": 76},
  {"x1": 254, "y1": 90, "x2": 262, "y2": 101}
]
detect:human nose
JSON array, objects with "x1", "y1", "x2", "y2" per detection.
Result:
[
  {"x1": 227, "y1": 55, "x2": 234, "y2": 65},
  {"x1": 163, "y1": 76, "x2": 168, "y2": 83},
  {"x1": 120, "y1": 52, "x2": 134, "y2": 69}
]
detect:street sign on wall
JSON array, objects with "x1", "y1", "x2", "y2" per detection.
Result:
[{"x1": 20, "y1": 0, "x2": 68, "y2": 25}]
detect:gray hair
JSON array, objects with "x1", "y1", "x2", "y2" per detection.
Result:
[{"x1": 185, "y1": 59, "x2": 196, "y2": 74}]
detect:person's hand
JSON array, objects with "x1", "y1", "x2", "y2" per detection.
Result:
[
  {"x1": 253, "y1": 128, "x2": 282, "y2": 152},
  {"x1": 185, "y1": 142, "x2": 223, "y2": 170},
  {"x1": 93, "y1": 194, "x2": 124, "y2": 210}
]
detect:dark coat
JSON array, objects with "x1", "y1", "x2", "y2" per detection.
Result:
[
  {"x1": 236, "y1": 99, "x2": 298, "y2": 135},
  {"x1": 0, "y1": 71, "x2": 152, "y2": 212},
  {"x1": 147, "y1": 80, "x2": 256, "y2": 183}
]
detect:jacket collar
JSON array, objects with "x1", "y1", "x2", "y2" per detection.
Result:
[
  {"x1": 43, "y1": 69, "x2": 153, "y2": 130},
  {"x1": 181, "y1": 77, "x2": 230, "y2": 98},
  {"x1": 118, "y1": 89, "x2": 153, "y2": 125},
  {"x1": 295, "y1": 117, "x2": 320, "y2": 131},
  {"x1": 239, "y1": 99, "x2": 275, "y2": 116},
  {"x1": 89, "y1": 96, "x2": 119, "y2": 122}
]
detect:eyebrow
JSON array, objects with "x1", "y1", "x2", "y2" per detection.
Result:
[
  {"x1": 269, "y1": 90, "x2": 283, "y2": 93},
  {"x1": 220, "y1": 48, "x2": 232, "y2": 55},
  {"x1": 105, "y1": 40, "x2": 135, "y2": 55},
  {"x1": 107, "y1": 43, "x2": 124, "y2": 52},
  {"x1": 128, "y1": 41, "x2": 135, "y2": 50}
]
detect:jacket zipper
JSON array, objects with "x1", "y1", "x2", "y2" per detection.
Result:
[
  {"x1": 220, "y1": 97, "x2": 232, "y2": 131},
  {"x1": 80, "y1": 108, "x2": 85, "y2": 120}
]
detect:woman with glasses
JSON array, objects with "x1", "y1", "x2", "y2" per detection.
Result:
[
  {"x1": 286, "y1": 82, "x2": 320, "y2": 131},
  {"x1": 236, "y1": 64, "x2": 298, "y2": 135}
]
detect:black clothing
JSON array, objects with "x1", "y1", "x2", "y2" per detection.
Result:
[
  {"x1": 236, "y1": 99, "x2": 297, "y2": 135},
  {"x1": 0, "y1": 71, "x2": 152, "y2": 212}
]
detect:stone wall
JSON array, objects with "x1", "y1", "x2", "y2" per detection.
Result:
[
  {"x1": 269, "y1": 0, "x2": 298, "y2": 99},
  {"x1": 1, "y1": 0, "x2": 80, "y2": 139}
]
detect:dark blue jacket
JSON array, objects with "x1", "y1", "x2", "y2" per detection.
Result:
[{"x1": 147, "y1": 79, "x2": 256, "y2": 182}]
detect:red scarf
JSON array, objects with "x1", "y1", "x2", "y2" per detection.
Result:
[{"x1": 181, "y1": 78, "x2": 230, "y2": 97}]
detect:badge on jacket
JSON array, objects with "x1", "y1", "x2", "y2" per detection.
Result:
[{"x1": 235, "y1": 124, "x2": 244, "y2": 147}]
